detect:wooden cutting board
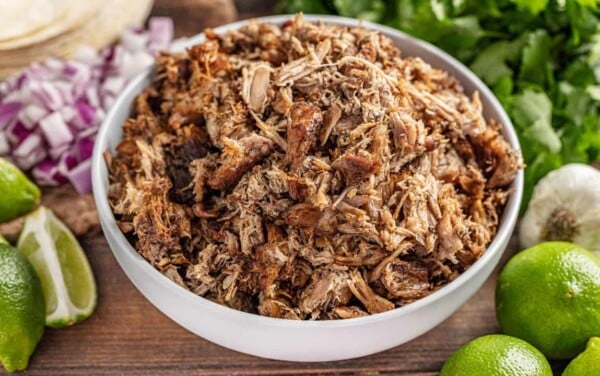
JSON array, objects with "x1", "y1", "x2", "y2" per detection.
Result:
[{"x1": 0, "y1": 1, "x2": 570, "y2": 374}]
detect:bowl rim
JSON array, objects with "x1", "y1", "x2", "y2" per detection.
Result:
[{"x1": 92, "y1": 14, "x2": 524, "y2": 328}]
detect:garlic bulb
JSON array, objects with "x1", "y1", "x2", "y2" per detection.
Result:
[{"x1": 520, "y1": 163, "x2": 600, "y2": 255}]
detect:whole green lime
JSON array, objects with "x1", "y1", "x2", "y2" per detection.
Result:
[
  {"x1": 0, "y1": 158, "x2": 40, "y2": 223},
  {"x1": 0, "y1": 243, "x2": 45, "y2": 372},
  {"x1": 440, "y1": 334, "x2": 552, "y2": 376},
  {"x1": 562, "y1": 337, "x2": 600, "y2": 376},
  {"x1": 496, "y1": 241, "x2": 600, "y2": 359}
]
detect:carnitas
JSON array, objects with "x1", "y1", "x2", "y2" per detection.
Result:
[{"x1": 106, "y1": 15, "x2": 521, "y2": 320}]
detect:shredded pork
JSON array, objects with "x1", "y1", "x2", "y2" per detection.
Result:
[{"x1": 106, "y1": 15, "x2": 521, "y2": 320}]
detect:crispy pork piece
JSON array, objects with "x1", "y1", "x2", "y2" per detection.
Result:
[
  {"x1": 208, "y1": 134, "x2": 273, "y2": 191},
  {"x1": 107, "y1": 15, "x2": 520, "y2": 320},
  {"x1": 285, "y1": 102, "x2": 322, "y2": 170},
  {"x1": 332, "y1": 152, "x2": 380, "y2": 186}
]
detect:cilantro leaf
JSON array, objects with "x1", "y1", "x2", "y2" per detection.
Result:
[
  {"x1": 333, "y1": 0, "x2": 386, "y2": 21},
  {"x1": 470, "y1": 39, "x2": 524, "y2": 85},
  {"x1": 519, "y1": 30, "x2": 551, "y2": 87},
  {"x1": 510, "y1": 0, "x2": 550, "y2": 15},
  {"x1": 511, "y1": 90, "x2": 561, "y2": 154}
]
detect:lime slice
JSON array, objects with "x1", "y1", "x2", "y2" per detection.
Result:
[{"x1": 17, "y1": 206, "x2": 96, "y2": 328}]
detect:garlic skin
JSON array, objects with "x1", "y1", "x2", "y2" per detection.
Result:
[{"x1": 520, "y1": 163, "x2": 600, "y2": 256}]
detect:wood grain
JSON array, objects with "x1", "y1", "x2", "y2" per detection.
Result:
[{"x1": 1, "y1": 1, "x2": 569, "y2": 374}]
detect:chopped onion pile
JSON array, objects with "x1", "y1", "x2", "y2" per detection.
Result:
[{"x1": 0, "y1": 17, "x2": 174, "y2": 193}]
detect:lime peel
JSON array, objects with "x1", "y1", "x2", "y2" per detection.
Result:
[
  {"x1": 563, "y1": 337, "x2": 600, "y2": 376},
  {"x1": 0, "y1": 243, "x2": 45, "y2": 372},
  {"x1": 440, "y1": 334, "x2": 552, "y2": 376}
]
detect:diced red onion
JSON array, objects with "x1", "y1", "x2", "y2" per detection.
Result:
[
  {"x1": 14, "y1": 134, "x2": 42, "y2": 157},
  {"x1": 29, "y1": 81, "x2": 64, "y2": 110},
  {"x1": 65, "y1": 62, "x2": 92, "y2": 97},
  {"x1": 122, "y1": 28, "x2": 150, "y2": 52},
  {"x1": 59, "y1": 105, "x2": 78, "y2": 124},
  {"x1": 18, "y1": 104, "x2": 48, "y2": 129},
  {"x1": 0, "y1": 17, "x2": 174, "y2": 191},
  {"x1": 54, "y1": 81, "x2": 75, "y2": 104},
  {"x1": 67, "y1": 158, "x2": 92, "y2": 194},
  {"x1": 77, "y1": 138, "x2": 95, "y2": 161},
  {"x1": 15, "y1": 148, "x2": 46, "y2": 170},
  {"x1": 102, "y1": 76, "x2": 125, "y2": 96},
  {"x1": 75, "y1": 99, "x2": 96, "y2": 125},
  {"x1": 149, "y1": 17, "x2": 174, "y2": 51},
  {"x1": 120, "y1": 51, "x2": 154, "y2": 79},
  {"x1": 85, "y1": 86, "x2": 101, "y2": 108},
  {"x1": 48, "y1": 143, "x2": 70, "y2": 160},
  {"x1": 53, "y1": 171, "x2": 68, "y2": 184},
  {"x1": 32, "y1": 159, "x2": 60, "y2": 186},
  {"x1": 57, "y1": 153, "x2": 78, "y2": 177},
  {"x1": 77, "y1": 124, "x2": 99, "y2": 139},
  {"x1": 6, "y1": 121, "x2": 29, "y2": 144},
  {"x1": 1, "y1": 91, "x2": 25, "y2": 105},
  {"x1": 0, "y1": 78, "x2": 19, "y2": 99},
  {"x1": 39, "y1": 112, "x2": 73, "y2": 148},
  {"x1": 0, "y1": 102, "x2": 21, "y2": 128},
  {"x1": 104, "y1": 45, "x2": 126, "y2": 72}
]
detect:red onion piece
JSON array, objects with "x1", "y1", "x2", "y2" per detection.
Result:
[
  {"x1": 32, "y1": 159, "x2": 60, "y2": 186},
  {"x1": 149, "y1": 17, "x2": 174, "y2": 51},
  {"x1": 15, "y1": 148, "x2": 46, "y2": 170},
  {"x1": 0, "y1": 102, "x2": 21, "y2": 128},
  {"x1": 59, "y1": 105, "x2": 78, "y2": 125},
  {"x1": 48, "y1": 143, "x2": 70, "y2": 160},
  {"x1": 18, "y1": 104, "x2": 48, "y2": 129},
  {"x1": 75, "y1": 100, "x2": 96, "y2": 125},
  {"x1": 67, "y1": 158, "x2": 92, "y2": 194},
  {"x1": 7, "y1": 121, "x2": 29, "y2": 144},
  {"x1": 29, "y1": 81, "x2": 64, "y2": 110},
  {"x1": 120, "y1": 51, "x2": 154, "y2": 79},
  {"x1": 122, "y1": 29, "x2": 150, "y2": 52},
  {"x1": 39, "y1": 112, "x2": 73, "y2": 148},
  {"x1": 14, "y1": 133, "x2": 42, "y2": 157},
  {"x1": 76, "y1": 137, "x2": 95, "y2": 161},
  {"x1": 102, "y1": 76, "x2": 126, "y2": 96}
]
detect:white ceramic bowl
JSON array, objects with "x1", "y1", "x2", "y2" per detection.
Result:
[{"x1": 92, "y1": 15, "x2": 523, "y2": 362}]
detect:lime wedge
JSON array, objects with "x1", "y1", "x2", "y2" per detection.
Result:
[{"x1": 17, "y1": 206, "x2": 96, "y2": 328}]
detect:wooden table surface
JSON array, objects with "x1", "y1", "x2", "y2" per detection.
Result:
[{"x1": 2, "y1": 1, "x2": 569, "y2": 375}]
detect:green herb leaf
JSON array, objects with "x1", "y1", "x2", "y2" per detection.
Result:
[
  {"x1": 512, "y1": 90, "x2": 561, "y2": 154},
  {"x1": 510, "y1": 0, "x2": 550, "y2": 15},
  {"x1": 333, "y1": 0, "x2": 386, "y2": 21},
  {"x1": 470, "y1": 39, "x2": 523, "y2": 85},
  {"x1": 519, "y1": 30, "x2": 551, "y2": 87}
]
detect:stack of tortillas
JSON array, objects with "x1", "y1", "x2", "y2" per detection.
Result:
[{"x1": 0, "y1": 0, "x2": 153, "y2": 78}]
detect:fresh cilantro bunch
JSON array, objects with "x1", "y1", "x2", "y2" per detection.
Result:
[{"x1": 277, "y1": 0, "x2": 600, "y2": 205}]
